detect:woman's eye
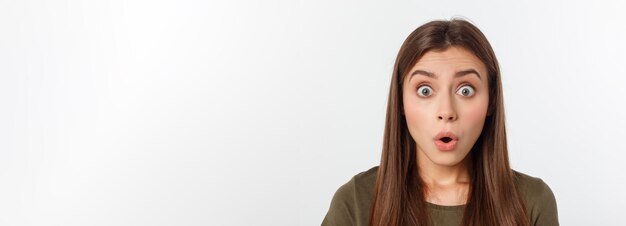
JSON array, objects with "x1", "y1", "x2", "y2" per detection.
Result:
[
  {"x1": 456, "y1": 85, "x2": 475, "y2": 97},
  {"x1": 417, "y1": 85, "x2": 433, "y2": 97}
]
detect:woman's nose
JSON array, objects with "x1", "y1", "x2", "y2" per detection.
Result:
[
  {"x1": 437, "y1": 97, "x2": 457, "y2": 121},
  {"x1": 438, "y1": 113, "x2": 457, "y2": 121}
]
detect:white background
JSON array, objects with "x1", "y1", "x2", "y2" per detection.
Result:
[{"x1": 1, "y1": 0, "x2": 625, "y2": 225}]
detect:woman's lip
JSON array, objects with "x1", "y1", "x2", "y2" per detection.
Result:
[
  {"x1": 433, "y1": 131, "x2": 459, "y2": 151},
  {"x1": 434, "y1": 139, "x2": 457, "y2": 151},
  {"x1": 434, "y1": 131, "x2": 458, "y2": 141}
]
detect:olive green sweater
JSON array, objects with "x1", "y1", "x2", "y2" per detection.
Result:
[{"x1": 322, "y1": 166, "x2": 559, "y2": 226}]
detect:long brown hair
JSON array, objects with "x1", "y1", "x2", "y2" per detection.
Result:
[{"x1": 369, "y1": 19, "x2": 529, "y2": 226}]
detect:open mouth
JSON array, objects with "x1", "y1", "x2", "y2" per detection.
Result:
[{"x1": 434, "y1": 132, "x2": 458, "y2": 151}]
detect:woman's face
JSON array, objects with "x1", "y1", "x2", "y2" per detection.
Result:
[{"x1": 402, "y1": 46, "x2": 490, "y2": 168}]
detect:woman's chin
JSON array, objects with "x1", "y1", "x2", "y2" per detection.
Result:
[{"x1": 422, "y1": 151, "x2": 469, "y2": 167}]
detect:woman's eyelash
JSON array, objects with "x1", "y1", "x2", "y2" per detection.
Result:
[
  {"x1": 415, "y1": 83, "x2": 476, "y2": 90},
  {"x1": 459, "y1": 83, "x2": 475, "y2": 89}
]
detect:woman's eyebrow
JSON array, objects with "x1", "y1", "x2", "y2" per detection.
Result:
[{"x1": 409, "y1": 69, "x2": 482, "y2": 82}]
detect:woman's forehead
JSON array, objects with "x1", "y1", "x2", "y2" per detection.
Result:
[
  {"x1": 413, "y1": 47, "x2": 486, "y2": 73},
  {"x1": 403, "y1": 47, "x2": 489, "y2": 87}
]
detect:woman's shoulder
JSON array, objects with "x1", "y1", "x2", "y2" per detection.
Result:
[
  {"x1": 512, "y1": 170, "x2": 560, "y2": 225},
  {"x1": 353, "y1": 165, "x2": 379, "y2": 186},
  {"x1": 329, "y1": 166, "x2": 378, "y2": 203},
  {"x1": 512, "y1": 170, "x2": 555, "y2": 201},
  {"x1": 321, "y1": 166, "x2": 378, "y2": 226}
]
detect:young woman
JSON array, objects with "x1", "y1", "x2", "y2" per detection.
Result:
[{"x1": 322, "y1": 19, "x2": 559, "y2": 226}]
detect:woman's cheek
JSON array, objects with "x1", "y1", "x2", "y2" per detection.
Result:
[
  {"x1": 409, "y1": 101, "x2": 432, "y2": 123},
  {"x1": 463, "y1": 98, "x2": 489, "y2": 128},
  {"x1": 403, "y1": 101, "x2": 430, "y2": 137}
]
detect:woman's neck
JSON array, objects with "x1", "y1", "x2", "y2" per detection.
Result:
[
  {"x1": 417, "y1": 153, "x2": 471, "y2": 206},
  {"x1": 418, "y1": 153, "x2": 471, "y2": 185},
  {"x1": 420, "y1": 160, "x2": 470, "y2": 186}
]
